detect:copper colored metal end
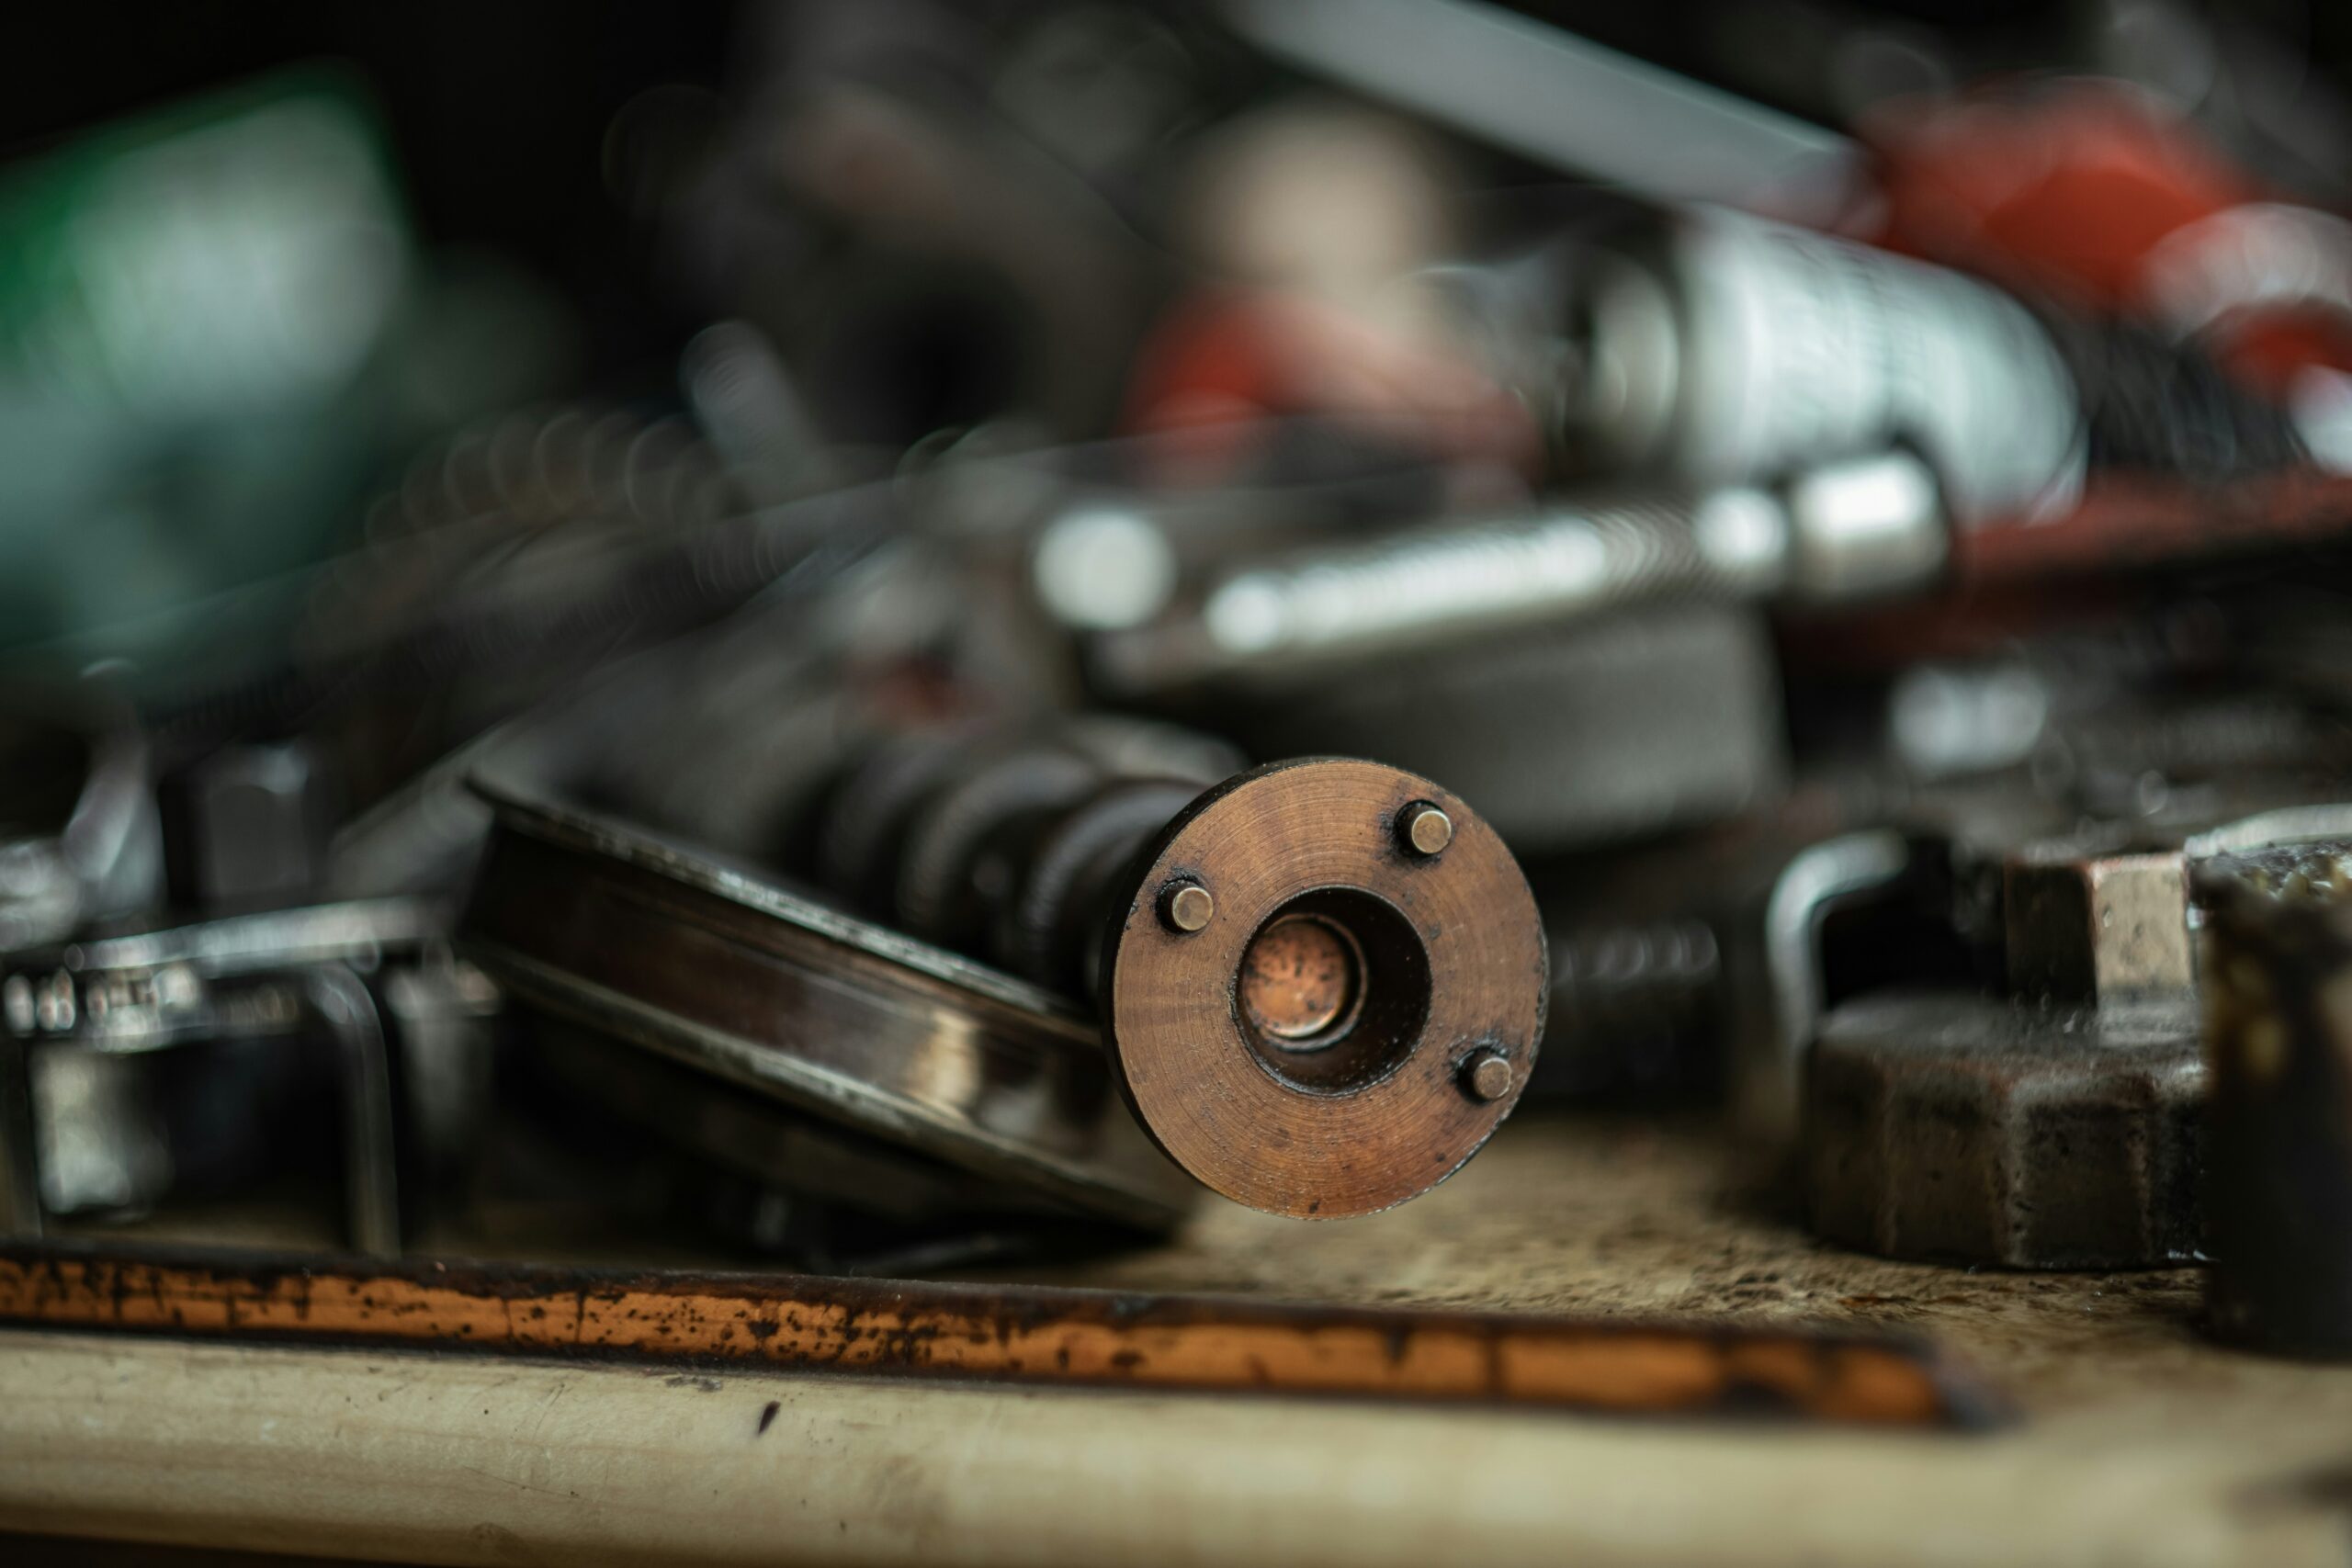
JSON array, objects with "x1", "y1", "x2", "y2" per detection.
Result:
[
  {"x1": 1240, "y1": 915, "x2": 1365, "y2": 1045},
  {"x1": 1102, "y1": 759, "x2": 1547, "y2": 1219}
]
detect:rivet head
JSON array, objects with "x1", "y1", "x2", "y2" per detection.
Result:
[
  {"x1": 1399, "y1": 802, "x2": 1453, "y2": 858},
  {"x1": 1159, "y1": 881, "x2": 1216, "y2": 934},
  {"x1": 1461, "y1": 1050, "x2": 1513, "y2": 1102}
]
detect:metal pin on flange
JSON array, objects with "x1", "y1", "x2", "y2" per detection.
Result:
[
  {"x1": 1461, "y1": 1050, "x2": 1514, "y2": 1102},
  {"x1": 1398, "y1": 802, "x2": 1453, "y2": 858},
  {"x1": 1104, "y1": 758, "x2": 1548, "y2": 1217},
  {"x1": 1159, "y1": 880, "x2": 1216, "y2": 934}
]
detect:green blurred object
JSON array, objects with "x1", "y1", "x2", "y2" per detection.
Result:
[{"x1": 0, "y1": 70, "x2": 576, "y2": 678}]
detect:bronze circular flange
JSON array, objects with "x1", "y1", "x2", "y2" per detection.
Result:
[{"x1": 1101, "y1": 758, "x2": 1546, "y2": 1218}]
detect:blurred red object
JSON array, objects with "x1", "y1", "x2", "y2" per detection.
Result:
[
  {"x1": 1866, "y1": 81, "x2": 2352, "y2": 400},
  {"x1": 1122, "y1": 287, "x2": 1543, "y2": 481}
]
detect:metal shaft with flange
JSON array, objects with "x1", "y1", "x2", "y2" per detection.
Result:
[{"x1": 803, "y1": 730, "x2": 1548, "y2": 1217}]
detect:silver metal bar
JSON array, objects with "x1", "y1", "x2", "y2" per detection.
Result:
[{"x1": 1220, "y1": 0, "x2": 1862, "y2": 223}]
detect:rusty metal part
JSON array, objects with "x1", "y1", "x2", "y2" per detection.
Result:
[
  {"x1": 460, "y1": 790, "x2": 1195, "y2": 1232},
  {"x1": 2198, "y1": 842, "x2": 2352, "y2": 1357},
  {"x1": 1805, "y1": 831, "x2": 2208, "y2": 1268},
  {"x1": 0, "y1": 1239, "x2": 2001, "y2": 1427},
  {"x1": 1239, "y1": 914, "x2": 1363, "y2": 1043},
  {"x1": 1102, "y1": 759, "x2": 1545, "y2": 1218},
  {"x1": 791, "y1": 729, "x2": 1548, "y2": 1218},
  {"x1": 1806, "y1": 991, "x2": 2204, "y2": 1268},
  {"x1": 1800, "y1": 807, "x2": 2352, "y2": 1268},
  {"x1": 2005, "y1": 847, "x2": 2193, "y2": 1006}
]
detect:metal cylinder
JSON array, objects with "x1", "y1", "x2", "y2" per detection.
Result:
[
  {"x1": 1094, "y1": 450, "x2": 1943, "y2": 691},
  {"x1": 1446, "y1": 206, "x2": 2086, "y2": 525},
  {"x1": 804, "y1": 726, "x2": 1549, "y2": 1217}
]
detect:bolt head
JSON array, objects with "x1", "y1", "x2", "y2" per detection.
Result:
[
  {"x1": 1160, "y1": 881, "x2": 1216, "y2": 934},
  {"x1": 1400, "y1": 803, "x2": 1453, "y2": 858},
  {"x1": 2006, "y1": 846, "x2": 2191, "y2": 1008},
  {"x1": 1806, "y1": 991, "x2": 2203, "y2": 1267},
  {"x1": 1462, "y1": 1051, "x2": 1513, "y2": 1102}
]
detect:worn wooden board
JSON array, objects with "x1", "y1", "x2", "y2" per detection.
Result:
[
  {"x1": 999, "y1": 1109, "x2": 2262, "y2": 1418},
  {"x1": 0, "y1": 1321, "x2": 2343, "y2": 1568},
  {"x1": 7, "y1": 1107, "x2": 2352, "y2": 1563},
  {"x1": 0, "y1": 1239, "x2": 1988, "y2": 1427}
]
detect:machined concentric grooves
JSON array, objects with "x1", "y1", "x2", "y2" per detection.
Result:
[{"x1": 1101, "y1": 759, "x2": 1547, "y2": 1218}]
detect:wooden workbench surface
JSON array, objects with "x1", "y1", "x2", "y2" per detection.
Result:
[
  {"x1": 1012, "y1": 1110, "x2": 2266, "y2": 1418},
  {"x1": 6, "y1": 1109, "x2": 2350, "y2": 1565}
]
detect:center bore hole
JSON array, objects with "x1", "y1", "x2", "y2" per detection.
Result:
[
  {"x1": 1235, "y1": 888, "x2": 1431, "y2": 1096},
  {"x1": 1240, "y1": 915, "x2": 1365, "y2": 1050}
]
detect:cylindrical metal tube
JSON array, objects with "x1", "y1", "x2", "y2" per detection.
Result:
[
  {"x1": 1094, "y1": 450, "x2": 1943, "y2": 690},
  {"x1": 1481, "y1": 206, "x2": 2088, "y2": 524}
]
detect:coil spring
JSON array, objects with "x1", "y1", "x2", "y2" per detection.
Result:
[
  {"x1": 147, "y1": 406, "x2": 881, "y2": 743},
  {"x1": 2035, "y1": 306, "x2": 2309, "y2": 482}
]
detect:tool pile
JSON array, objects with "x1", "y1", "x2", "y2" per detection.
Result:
[{"x1": 9, "y1": 2, "x2": 2352, "y2": 1354}]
